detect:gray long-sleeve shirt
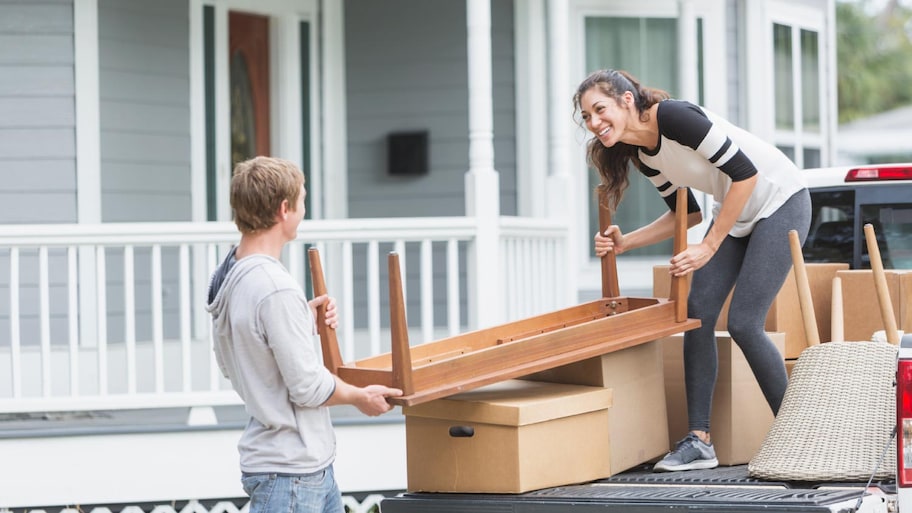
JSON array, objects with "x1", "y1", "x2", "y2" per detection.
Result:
[{"x1": 207, "y1": 249, "x2": 337, "y2": 474}]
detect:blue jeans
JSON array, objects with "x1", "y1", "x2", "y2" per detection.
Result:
[{"x1": 241, "y1": 465, "x2": 343, "y2": 513}]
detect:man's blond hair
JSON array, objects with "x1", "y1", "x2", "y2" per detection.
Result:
[{"x1": 230, "y1": 156, "x2": 305, "y2": 233}]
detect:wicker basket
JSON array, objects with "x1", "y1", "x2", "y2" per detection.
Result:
[{"x1": 748, "y1": 341, "x2": 897, "y2": 481}]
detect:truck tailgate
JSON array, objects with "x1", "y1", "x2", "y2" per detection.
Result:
[{"x1": 380, "y1": 465, "x2": 890, "y2": 513}]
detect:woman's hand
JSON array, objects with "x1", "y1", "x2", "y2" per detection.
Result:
[
  {"x1": 308, "y1": 294, "x2": 338, "y2": 329},
  {"x1": 669, "y1": 242, "x2": 715, "y2": 276},
  {"x1": 594, "y1": 225, "x2": 626, "y2": 257}
]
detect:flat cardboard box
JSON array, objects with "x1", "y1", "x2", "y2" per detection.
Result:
[
  {"x1": 653, "y1": 263, "x2": 847, "y2": 358},
  {"x1": 662, "y1": 331, "x2": 786, "y2": 465},
  {"x1": 836, "y1": 270, "x2": 912, "y2": 342},
  {"x1": 521, "y1": 341, "x2": 668, "y2": 474},
  {"x1": 403, "y1": 379, "x2": 613, "y2": 493}
]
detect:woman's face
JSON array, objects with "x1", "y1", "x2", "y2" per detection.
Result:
[{"x1": 579, "y1": 87, "x2": 632, "y2": 148}]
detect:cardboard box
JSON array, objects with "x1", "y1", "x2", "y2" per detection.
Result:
[
  {"x1": 785, "y1": 358, "x2": 798, "y2": 378},
  {"x1": 836, "y1": 270, "x2": 912, "y2": 342},
  {"x1": 653, "y1": 263, "x2": 847, "y2": 358},
  {"x1": 521, "y1": 341, "x2": 668, "y2": 474},
  {"x1": 403, "y1": 379, "x2": 613, "y2": 493},
  {"x1": 661, "y1": 331, "x2": 786, "y2": 465}
]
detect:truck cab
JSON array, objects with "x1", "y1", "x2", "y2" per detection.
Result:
[{"x1": 803, "y1": 163, "x2": 912, "y2": 269}]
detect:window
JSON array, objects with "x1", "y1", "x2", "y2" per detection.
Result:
[
  {"x1": 584, "y1": 16, "x2": 681, "y2": 257},
  {"x1": 804, "y1": 188, "x2": 912, "y2": 269},
  {"x1": 861, "y1": 203, "x2": 912, "y2": 269},
  {"x1": 772, "y1": 22, "x2": 824, "y2": 168},
  {"x1": 804, "y1": 189, "x2": 853, "y2": 264}
]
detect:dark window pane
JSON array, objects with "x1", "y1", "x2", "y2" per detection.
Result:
[
  {"x1": 804, "y1": 189, "x2": 855, "y2": 265},
  {"x1": 803, "y1": 148, "x2": 821, "y2": 169},
  {"x1": 773, "y1": 23, "x2": 794, "y2": 130},
  {"x1": 800, "y1": 29, "x2": 820, "y2": 133},
  {"x1": 861, "y1": 204, "x2": 912, "y2": 269}
]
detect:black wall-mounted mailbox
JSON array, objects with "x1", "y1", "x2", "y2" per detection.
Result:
[{"x1": 387, "y1": 130, "x2": 429, "y2": 176}]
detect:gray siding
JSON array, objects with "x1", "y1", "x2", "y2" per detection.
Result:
[
  {"x1": 344, "y1": 0, "x2": 517, "y2": 218},
  {"x1": 0, "y1": 0, "x2": 77, "y2": 224},
  {"x1": 98, "y1": 0, "x2": 191, "y2": 222},
  {"x1": 342, "y1": 0, "x2": 515, "y2": 339}
]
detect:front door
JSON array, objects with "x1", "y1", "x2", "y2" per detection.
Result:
[
  {"x1": 229, "y1": 11, "x2": 271, "y2": 169},
  {"x1": 198, "y1": 3, "x2": 314, "y2": 222}
]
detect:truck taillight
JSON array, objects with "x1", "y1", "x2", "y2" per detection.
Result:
[
  {"x1": 846, "y1": 165, "x2": 912, "y2": 181},
  {"x1": 898, "y1": 359, "x2": 912, "y2": 486}
]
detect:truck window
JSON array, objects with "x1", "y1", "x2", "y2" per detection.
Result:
[
  {"x1": 804, "y1": 190, "x2": 911, "y2": 269},
  {"x1": 861, "y1": 203, "x2": 912, "y2": 269},
  {"x1": 804, "y1": 190, "x2": 854, "y2": 265}
]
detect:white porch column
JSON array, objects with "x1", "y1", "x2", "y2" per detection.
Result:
[
  {"x1": 74, "y1": 0, "x2": 100, "y2": 346},
  {"x1": 546, "y1": 0, "x2": 577, "y2": 307},
  {"x1": 321, "y1": 0, "x2": 348, "y2": 219},
  {"x1": 514, "y1": 0, "x2": 548, "y2": 218},
  {"x1": 465, "y1": 0, "x2": 502, "y2": 329},
  {"x1": 677, "y1": 1, "x2": 699, "y2": 104}
]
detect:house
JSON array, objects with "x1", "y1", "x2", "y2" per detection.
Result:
[
  {"x1": 836, "y1": 104, "x2": 912, "y2": 165},
  {"x1": 0, "y1": 0, "x2": 838, "y2": 510}
]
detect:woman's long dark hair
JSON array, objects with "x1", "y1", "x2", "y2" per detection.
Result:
[{"x1": 573, "y1": 69, "x2": 670, "y2": 212}]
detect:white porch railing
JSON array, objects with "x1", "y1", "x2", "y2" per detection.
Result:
[{"x1": 0, "y1": 216, "x2": 570, "y2": 414}]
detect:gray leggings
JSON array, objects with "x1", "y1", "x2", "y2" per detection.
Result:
[{"x1": 684, "y1": 189, "x2": 811, "y2": 433}]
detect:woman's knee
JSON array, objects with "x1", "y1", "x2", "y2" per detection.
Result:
[
  {"x1": 726, "y1": 312, "x2": 765, "y2": 343},
  {"x1": 688, "y1": 289, "x2": 725, "y2": 324}
]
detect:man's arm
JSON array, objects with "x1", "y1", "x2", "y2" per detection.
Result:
[{"x1": 323, "y1": 377, "x2": 403, "y2": 416}]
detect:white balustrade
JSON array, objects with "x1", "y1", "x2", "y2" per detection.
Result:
[{"x1": 0, "y1": 217, "x2": 569, "y2": 413}]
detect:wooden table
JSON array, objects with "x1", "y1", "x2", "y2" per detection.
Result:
[{"x1": 309, "y1": 188, "x2": 700, "y2": 406}]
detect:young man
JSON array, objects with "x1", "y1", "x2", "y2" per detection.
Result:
[{"x1": 207, "y1": 156, "x2": 402, "y2": 513}]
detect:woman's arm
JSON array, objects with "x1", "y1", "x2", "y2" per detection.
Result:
[
  {"x1": 668, "y1": 175, "x2": 757, "y2": 275},
  {"x1": 595, "y1": 209, "x2": 702, "y2": 257}
]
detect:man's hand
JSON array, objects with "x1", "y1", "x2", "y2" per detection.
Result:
[
  {"x1": 354, "y1": 385, "x2": 403, "y2": 416},
  {"x1": 309, "y1": 294, "x2": 338, "y2": 329}
]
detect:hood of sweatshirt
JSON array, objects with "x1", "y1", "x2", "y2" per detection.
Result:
[{"x1": 207, "y1": 246, "x2": 237, "y2": 308}]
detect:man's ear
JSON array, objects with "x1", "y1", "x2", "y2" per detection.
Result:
[{"x1": 278, "y1": 199, "x2": 290, "y2": 220}]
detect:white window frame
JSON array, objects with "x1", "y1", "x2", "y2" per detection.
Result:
[{"x1": 768, "y1": 1, "x2": 833, "y2": 168}]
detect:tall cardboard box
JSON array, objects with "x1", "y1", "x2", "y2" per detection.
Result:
[
  {"x1": 835, "y1": 270, "x2": 912, "y2": 341},
  {"x1": 521, "y1": 341, "x2": 668, "y2": 474},
  {"x1": 403, "y1": 380, "x2": 613, "y2": 493},
  {"x1": 653, "y1": 263, "x2": 846, "y2": 358},
  {"x1": 661, "y1": 331, "x2": 786, "y2": 465}
]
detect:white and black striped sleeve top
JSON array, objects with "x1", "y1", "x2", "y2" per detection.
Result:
[{"x1": 637, "y1": 100, "x2": 806, "y2": 237}]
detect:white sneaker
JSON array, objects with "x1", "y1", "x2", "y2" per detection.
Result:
[{"x1": 653, "y1": 433, "x2": 719, "y2": 472}]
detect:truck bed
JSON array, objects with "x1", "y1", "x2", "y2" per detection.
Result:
[{"x1": 380, "y1": 464, "x2": 895, "y2": 513}]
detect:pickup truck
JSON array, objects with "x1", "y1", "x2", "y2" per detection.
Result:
[{"x1": 379, "y1": 163, "x2": 912, "y2": 513}]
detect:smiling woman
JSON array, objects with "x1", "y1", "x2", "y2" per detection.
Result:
[{"x1": 573, "y1": 68, "x2": 811, "y2": 473}]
